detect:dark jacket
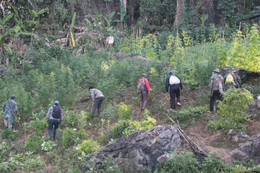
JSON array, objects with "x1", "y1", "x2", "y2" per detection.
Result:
[{"x1": 165, "y1": 75, "x2": 183, "y2": 92}]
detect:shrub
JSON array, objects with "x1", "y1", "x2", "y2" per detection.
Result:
[
  {"x1": 168, "y1": 105, "x2": 208, "y2": 125},
  {"x1": 208, "y1": 88, "x2": 254, "y2": 132},
  {"x1": 155, "y1": 151, "x2": 199, "y2": 173},
  {"x1": 85, "y1": 157, "x2": 121, "y2": 173},
  {"x1": 0, "y1": 142, "x2": 13, "y2": 161},
  {"x1": 107, "y1": 115, "x2": 156, "y2": 140},
  {"x1": 24, "y1": 135, "x2": 44, "y2": 153},
  {"x1": 60, "y1": 128, "x2": 86, "y2": 148},
  {"x1": 2, "y1": 130, "x2": 18, "y2": 141},
  {"x1": 76, "y1": 139, "x2": 100, "y2": 155},
  {"x1": 41, "y1": 141, "x2": 57, "y2": 152},
  {"x1": 116, "y1": 102, "x2": 133, "y2": 120},
  {"x1": 155, "y1": 152, "x2": 233, "y2": 173},
  {"x1": 63, "y1": 110, "x2": 87, "y2": 129}
]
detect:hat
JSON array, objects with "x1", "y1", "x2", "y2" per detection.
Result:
[
  {"x1": 54, "y1": 101, "x2": 59, "y2": 105},
  {"x1": 11, "y1": 95, "x2": 15, "y2": 99},
  {"x1": 168, "y1": 71, "x2": 173, "y2": 75},
  {"x1": 214, "y1": 68, "x2": 220, "y2": 73},
  {"x1": 141, "y1": 73, "x2": 147, "y2": 77}
]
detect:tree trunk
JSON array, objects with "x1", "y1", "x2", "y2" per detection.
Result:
[{"x1": 174, "y1": 0, "x2": 184, "y2": 29}]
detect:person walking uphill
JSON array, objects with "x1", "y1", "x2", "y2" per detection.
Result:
[
  {"x1": 165, "y1": 71, "x2": 183, "y2": 110},
  {"x1": 137, "y1": 73, "x2": 150, "y2": 110},
  {"x1": 47, "y1": 101, "x2": 63, "y2": 140},
  {"x1": 209, "y1": 68, "x2": 224, "y2": 112},
  {"x1": 2, "y1": 95, "x2": 18, "y2": 130},
  {"x1": 89, "y1": 86, "x2": 105, "y2": 118}
]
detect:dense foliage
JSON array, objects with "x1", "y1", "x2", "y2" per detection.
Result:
[
  {"x1": 0, "y1": 1, "x2": 259, "y2": 172},
  {"x1": 208, "y1": 88, "x2": 254, "y2": 132}
]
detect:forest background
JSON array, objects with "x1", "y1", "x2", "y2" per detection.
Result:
[{"x1": 0, "y1": 0, "x2": 259, "y2": 172}]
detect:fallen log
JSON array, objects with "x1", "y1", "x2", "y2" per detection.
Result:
[{"x1": 165, "y1": 113, "x2": 208, "y2": 158}]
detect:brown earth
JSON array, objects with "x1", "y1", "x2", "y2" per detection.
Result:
[{"x1": 185, "y1": 116, "x2": 260, "y2": 163}]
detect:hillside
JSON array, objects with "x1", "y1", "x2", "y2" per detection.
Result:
[{"x1": 0, "y1": 0, "x2": 260, "y2": 172}]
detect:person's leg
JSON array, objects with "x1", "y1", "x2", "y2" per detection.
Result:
[
  {"x1": 216, "y1": 91, "x2": 222, "y2": 112},
  {"x1": 176, "y1": 87, "x2": 181, "y2": 105},
  {"x1": 48, "y1": 119, "x2": 54, "y2": 140},
  {"x1": 97, "y1": 97, "x2": 104, "y2": 116},
  {"x1": 4, "y1": 114, "x2": 8, "y2": 128},
  {"x1": 7, "y1": 116, "x2": 13, "y2": 130},
  {"x1": 53, "y1": 120, "x2": 59, "y2": 140},
  {"x1": 142, "y1": 91, "x2": 148, "y2": 109},
  {"x1": 92, "y1": 99, "x2": 99, "y2": 117},
  {"x1": 210, "y1": 91, "x2": 216, "y2": 112},
  {"x1": 170, "y1": 87, "x2": 176, "y2": 109},
  {"x1": 140, "y1": 92, "x2": 144, "y2": 109}
]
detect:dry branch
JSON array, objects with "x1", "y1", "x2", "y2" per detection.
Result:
[{"x1": 165, "y1": 113, "x2": 208, "y2": 158}]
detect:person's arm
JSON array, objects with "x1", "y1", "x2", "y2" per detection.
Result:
[
  {"x1": 46, "y1": 107, "x2": 52, "y2": 121},
  {"x1": 3, "y1": 102, "x2": 6, "y2": 112},
  {"x1": 137, "y1": 79, "x2": 140, "y2": 85},
  {"x1": 145, "y1": 79, "x2": 150, "y2": 92},
  {"x1": 60, "y1": 109, "x2": 64, "y2": 122},
  {"x1": 176, "y1": 75, "x2": 183, "y2": 90},
  {"x1": 90, "y1": 89, "x2": 95, "y2": 106},
  {"x1": 14, "y1": 102, "x2": 18, "y2": 114},
  {"x1": 209, "y1": 76, "x2": 213, "y2": 96},
  {"x1": 165, "y1": 77, "x2": 169, "y2": 92}
]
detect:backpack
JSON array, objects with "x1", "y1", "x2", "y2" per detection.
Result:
[
  {"x1": 169, "y1": 75, "x2": 180, "y2": 85},
  {"x1": 225, "y1": 73, "x2": 234, "y2": 84},
  {"x1": 137, "y1": 79, "x2": 145, "y2": 93},
  {"x1": 52, "y1": 106, "x2": 61, "y2": 119}
]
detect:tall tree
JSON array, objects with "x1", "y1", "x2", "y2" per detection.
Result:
[{"x1": 174, "y1": 0, "x2": 184, "y2": 29}]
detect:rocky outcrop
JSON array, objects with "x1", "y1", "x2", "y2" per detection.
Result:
[
  {"x1": 81, "y1": 125, "x2": 182, "y2": 172},
  {"x1": 219, "y1": 66, "x2": 260, "y2": 84},
  {"x1": 231, "y1": 134, "x2": 260, "y2": 164},
  {"x1": 228, "y1": 129, "x2": 249, "y2": 143}
]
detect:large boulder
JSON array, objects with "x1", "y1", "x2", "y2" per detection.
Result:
[
  {"x1": 81, "y1": 125, "x2": 183, "y2": 172},
  {"x1": 231, "y1": 134, "x2": 260, "y2": 164},
  {"x1": 219, "y1": 66, "x2": 260, "y2": 84}
]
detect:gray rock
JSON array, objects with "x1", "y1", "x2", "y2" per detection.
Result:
[
  {"x1": 228, "y1": 129, "x2": 249, "y2": 143},
  {"x1": 81, "y1": 125, "x2": 183, "y2": 172},
  {"x1": 157, "y1": 153, "x2": 174, "y2": 163},
  {"x1": 231, "y1": 134, "x2": 260, "y2": 164}
]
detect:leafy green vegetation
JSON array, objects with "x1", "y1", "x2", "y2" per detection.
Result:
[
  {"x1": 208, "y1": 88, "x2": 254, "y2": 132},
  {"x1": 0, "y1": 1, "x2": 259, "y2": 172},
  {"x1": 155, "y1": 151, "x2": 259, "y2": 173}
]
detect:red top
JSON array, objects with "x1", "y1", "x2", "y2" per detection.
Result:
[{"x1": 137, "y1": 77, "x2": 150, "y2": 92}]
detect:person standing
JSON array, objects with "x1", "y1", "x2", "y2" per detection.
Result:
[
  {"x1": 89, "y1": 86, "x2": 105, "y2": 118},
  {"x1": 47, "y1": 101, "x2": 63, "y2": 140},
  {"x1": 137, "y1": 73, "x2": 150, "y2": 110},
  {"x1": 2, "y1": 95, "x2": 18, "y2": 130},
  {"x1": 209, "y1": 68, "x2": 224, "y2": 112},
  {"x1": 165, "y1": 71, "x2": 183, "y2": 110}
]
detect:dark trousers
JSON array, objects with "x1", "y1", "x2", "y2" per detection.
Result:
[
  {"x1": 92, "y1": 97, "x2": 104, "y2": 116},
  {"x1": 140, "y1": 91, "x2": 148, "y2": 109},
  {"x1": 170, "y1": 86, "x2": 181, "y2": 109},
  {"x1": 48, "y1": 119, "x2": 59, "y2": 140},
  {"x1": 210, "y1": 90, "x2": 222, "y2": 111}
]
